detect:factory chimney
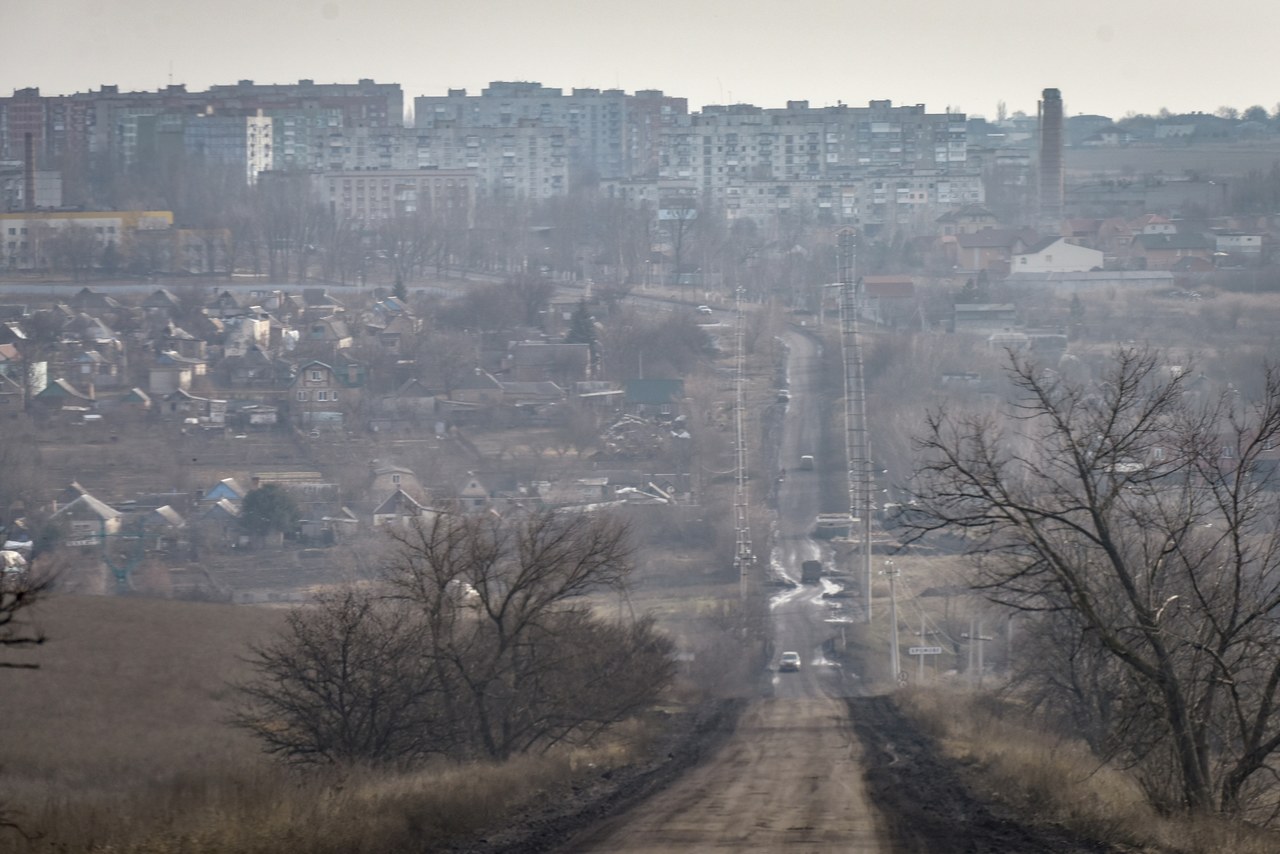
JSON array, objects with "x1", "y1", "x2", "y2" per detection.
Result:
[{"x1": 1037, "y1": 88, "x2": 1065, "y2": 227}]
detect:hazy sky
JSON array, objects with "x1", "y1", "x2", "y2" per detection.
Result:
[{"x1": 7, "y1": 0, "x2": 1279, "y2": 120}]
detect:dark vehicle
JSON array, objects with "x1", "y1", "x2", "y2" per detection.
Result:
[{"x1": 801, "y1": 559, "x2": 823, "y2": 584}]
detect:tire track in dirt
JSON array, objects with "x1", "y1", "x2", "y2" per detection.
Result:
[{"x1": 847, "y1": 694, "x2": 1115, "y2": 853}]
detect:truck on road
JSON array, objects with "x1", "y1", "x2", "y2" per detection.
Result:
[{"x1": 800, "y1": 559, "x2": 823, "y2": 584}]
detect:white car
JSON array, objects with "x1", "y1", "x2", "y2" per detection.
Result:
[
  {"x1": 779, "y1": 651, "x2": 802, "y2": 672},
  {"x1": 696, "y1": 305, "x2": 713, "y2": 315}
]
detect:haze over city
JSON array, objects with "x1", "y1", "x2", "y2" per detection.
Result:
[
  {"x1": 9, "y1": 0, "x2": 1280, "y2": 118},
  {"x1": 9, "y1": 1, "x2": 1280, "y2": 852}
]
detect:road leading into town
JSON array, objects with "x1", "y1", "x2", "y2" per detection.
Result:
[{"x1": 559, "y1": 327, "x2": 888, "y2": 852}]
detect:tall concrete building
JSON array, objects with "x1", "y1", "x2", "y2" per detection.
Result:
[
  {"x1": 414, "y1": 82, "x2": 687, "y2": 183},
  {"x1": 311, "y1": 168, "x2": 476, "y2": 223},
  {"x1": 0, "y1": 79, "x2": 404, "y2": 192},
  {"x1": 182, "y1": 111, "x2": 273, "y2": 183},
  {"x1": 649, "y1": 99, "x2": 980, "y2": 230}
]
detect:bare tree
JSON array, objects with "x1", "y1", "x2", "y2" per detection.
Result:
[
  {"x1": 598, "y1": 307, "x2": 713, "y2": 382},
  {"x1": 46, "y1": 225, "x2": 100, "y2": 281},
  {"x1": 232, "y1": 588, "x2": 441, "y2": 765},
  {"x1": 417, "y1": 329, "x2": 478, "y2": 398},
  {"x1": 0, "y1": 567, "x2": 49, "y2": 670},
  {"x1": 659, "y1": 196, "x2": 698, "y2": 287},
  {"x1": 382, "y1": 509, "x2": 674, "y2": 760},
  {"x1": 236, "y1": 510, "x2": 674, "y2": 766},
  {"x1": 912, "y1": 346, "x2": 1280, "y2": 819}
]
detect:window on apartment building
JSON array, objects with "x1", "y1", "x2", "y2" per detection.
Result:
[
  {"x1": 316, "y1": 391, "x2": 328, "y2": 402},
  {"x1": 296, "y1": 391, "x2": 308, "y2": 401},
  {"x1": 310, "y1": 370, "x2": 323, "y2": 381}
]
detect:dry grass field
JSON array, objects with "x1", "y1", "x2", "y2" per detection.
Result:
[
  {"x1": 900, "y1": 687, "x2": 1280, "y2": 854},
  {"x1": 0, "y1": 593, "x2": 654, "y2": 853}
]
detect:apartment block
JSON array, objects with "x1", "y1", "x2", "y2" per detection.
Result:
[
  {"x1": 313, "y1": 169, "x2": 476, "y2": 223},
  {"x1": 414, "y1": 82, "x2": 687, "y2": 183}
]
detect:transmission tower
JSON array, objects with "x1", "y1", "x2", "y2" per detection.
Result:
[
  {"x1": 733, "y1": 287, "x2": 755, "y2": 598},
  {"x1": 837, "y1": 230, "x2": 874, "y2": 622}
]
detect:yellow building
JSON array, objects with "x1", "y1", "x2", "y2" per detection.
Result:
[{"x1": 1, "y1": 209, "x2": 174, "y2": 271}]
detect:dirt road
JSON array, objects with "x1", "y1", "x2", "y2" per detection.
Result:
[{"x1": 561, "y1": 696, "x2": 886, "y2": 852}]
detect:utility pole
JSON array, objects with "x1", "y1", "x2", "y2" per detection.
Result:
[
  {"x1": 883, "y1": 560, "x2": 900, "y2": 684},
  {"x1": 836, "y1": 229, "x2": 873, "y2": 624},
  {"x1": 919, "y1": 611, "x2": 927, "y2": 683},
  {"x1": 964, "y1": 618, "x2": 994, "y2": 688}
]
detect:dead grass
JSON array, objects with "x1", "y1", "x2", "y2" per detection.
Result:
[
  {"x1": 0, "y1": 593, "x2": 653, "y2": 852},
  {"x1": 898, "y1": 686, "x2": 1280, "y2": 854}
]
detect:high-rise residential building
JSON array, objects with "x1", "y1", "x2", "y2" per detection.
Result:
[
  {"x1": 0, "y1": 79, "x2": 404, "y2": 191},
  {"x1": 414, "y1": 82, "x2": 687, "y2": 183},
  {"x1": 182, "y1": 111, "x2": 273, "y2": 183},
  {"x1": 646, "y1": 99, "x2": 979, "y2": 228},
  {"x1": 312, "y1": 169, "x2": 476, "y2": 223}
]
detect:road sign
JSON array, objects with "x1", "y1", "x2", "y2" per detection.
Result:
[{"x1": 908, "y1": 646, "x2": 944, "y2": 655}]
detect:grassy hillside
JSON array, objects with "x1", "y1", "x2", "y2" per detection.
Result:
[
  {"x1": 0, "y1": 593, "x2": 666, "y2": 852},
  {"x1": 1, "y1": 594, "x2": 284, "y2": 787}
]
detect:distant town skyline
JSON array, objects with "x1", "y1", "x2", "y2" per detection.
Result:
[{"x1": 8, "y1": 0, "x2": 1280, "y2": 121}]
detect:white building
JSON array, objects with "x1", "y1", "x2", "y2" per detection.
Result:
[{"x1": 1011, "y1": 237, "x2": 1104, "y2": 273}]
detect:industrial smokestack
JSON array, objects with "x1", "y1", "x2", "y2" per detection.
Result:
[
  {"x1": 24, "y1": 132, "x2": 36, "y2": 211},
  {"x1": 1038, "y1": 88, "x2": 1064, "y2": 227}
]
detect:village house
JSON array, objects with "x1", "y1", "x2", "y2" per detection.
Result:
[
  {"x1": 861, "y1": 276, "x2": 917, "y2": 328},
  {"x1": 935, "y1": 204, "x2": 1000, "y2": 237},
  {"x1": 371, "y1": 488, "x2": 434, "y2": 528},
  {"x1": 1129, "y1": 233, "x2": 1215, "y2": 271},
  {"x1": 69, "y1": 287, "x2": 123, "y2": 313},
  {"x1": 52, "y1": 491, "x2": 121, "y2": 546},
  {"x1": 289, "y1": 359, "x2": 362, "y2": 430},
  {"x1": 1011, "y1": 237, "x2": 1104, "y2": 273},
  {"x1": 947, "y1": 228, "x2": 1039, "y2": 274},
  {"x1": 507, "y1": 341, "x2": 591, "y2": 384},
  {"x1": 33, "y1": 377, "x2": 95, "y2": 414},
  {"x1": 71, "y1": 349, "x2": 124, "y2": 389},
  {"x1": 161, "y1": 388, "x2": 227, "y2": 423},
  {"x1": 201, "y1": 478, "x2": 247, "y2": 505},
  {"x1": 624, "y1": 378, "x2": 684, "y2": 419},
  {"x1": 456, "y1": 475, "x2": 490, "y2": 511},
  {"x1": 140, "y1": 288, "x2": 182, "y2": 316},
  {"x1": 370, "y1": 378, "x2": 437, "y2": 434},
  {"x1": 207, "y1": 290, "x2": 251, "y2": 319},
  {"x1": 217, "y1": 345, "x2": 294, "y2": 389},
  {"x1": 149, "y1": 350, "x2": 207, "y2": 395},
  {"x1": 368, "y1": 462, "x2": 425, "y2": 501}
]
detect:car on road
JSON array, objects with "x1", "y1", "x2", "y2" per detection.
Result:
[
  {"x1": 779, "y1": 651, "x2": 802, "y2": 672},
  {"x1": 776, "y1": 389, "x2": 791, "y2": 402},
  {"x1": 696, "y1": 304, "x2": 713, "y2": 315}
]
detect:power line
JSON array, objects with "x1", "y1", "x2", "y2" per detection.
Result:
[
  {"x1": 733, "y1": 286, "x2": 755, "y2": 599},
  {"x1": 837, "y1": 229, "x2": 874, "y2": 623}
]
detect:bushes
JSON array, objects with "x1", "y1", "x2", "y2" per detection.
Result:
[{"x1": 235, "y1": 509, "x2": 676, "y2": 765}]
